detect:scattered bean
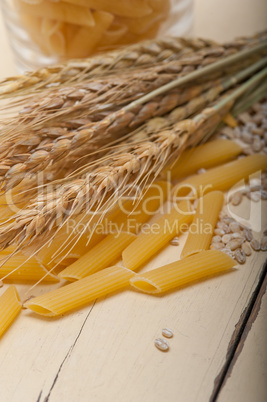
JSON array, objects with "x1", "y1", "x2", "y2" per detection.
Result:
[
  {"x1": 214, "y1": 228, "x2": 225, "y2": 236},
  {"x1": 242, "y1": 242, "x2": 252, "y2": 256},
  {"x1": 227, "y1": 238, "x2": 244, "y2": 251},
  {"x1": 221, "y1": 248, "x2": 234, "y2": 258},
  {"x1": 234, "y1": 249, "x2": 246, "y2": 264},
  {"x1": 250, "y1": 239, "x2": 261, "y2": 251},
  {"x1": 244, "y1": 229, "x2": 253, "y2": 242},
  {"x1": 162, "y1": 328, "x2": 173, "y2": 338},
  {"x1": 241, "y1": 131, "x2": 253, "y2": 144},
  {"x1": 222, "y1": 234, "x2": 232, "y2": 244},
  {"x1": 154, "y1": 338, "x2": 169, "y2": 352},
  {"x1": 231, "y1": 192, "x2": 242, "y2": 206},
  {"x1": 229, "y1": 222, "x2": 241, "y2": 233},
  {"x1": 212, "y1": 235, "x2": 222, "y2": 243},
  {"x1": 170, "y1": 237, "x2": 179, "y2": 246},
  {"x1": 232, "y1": 232, "x2": 245, "y2": 239},
  {"x1": 197, "y1": 168, "x2": 207, "y2": 174},
  {"x1": 211, "y1": 242, "x2": 225, "y2": 250}
]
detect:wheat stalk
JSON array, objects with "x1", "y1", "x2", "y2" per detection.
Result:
[
  {"x1": 0, "y1": 66, "x2": 265, "y2": 254},
  {"x1": 1, "y1": 30, "x2": 265, "y2": 99},
  {"x1": 0, "y1": 36, "x2": 217, "y2": 98},
  {"x1": 1, "y1": 37, "x2": 266, "y2": 193}
]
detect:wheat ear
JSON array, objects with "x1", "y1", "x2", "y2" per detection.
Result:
[
  {"x1": 0, "y1": 67, "x2": 265, "y2": 253},
  {"x1": 0, "y1": 37, "x2": 218, "y2": 98},
  {"x1": 1, "y1": 38, "x2": 266, "y2": 192}
]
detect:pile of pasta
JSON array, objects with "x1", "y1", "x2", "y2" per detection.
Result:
[
  {"x1": 13, "y1": 0, "x2": 170, "y2": 59},
  {"x1": 1, "y1": 138, "x2": 267, "y2": 338}
]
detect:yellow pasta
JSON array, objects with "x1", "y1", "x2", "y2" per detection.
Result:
[
  {"x1": 98, "y1": 21, "x2": 128, "y2": 48},
  {"x1": 25, "y1": 266, "x2": 135, "y2": 317},
  {"x1": 181, "y1": 191, "x2": 224, "y2": 258},
  {"x1": 122, "y1": 201, "x2": 194, "y2": 271},
  {"x1": 0, "y1": 286, "x2": 22, "y2": 338},
  {"x1": 41, "y1": 18, "x2": 61, "y2": 36},
  {"x1": 62, "y1": 0, "x2": 153, "y2": 18},
  {"x1": 169, "y1": 139, "x2": 243, "y2": 179},
  {"x1": 172, "y1": 154, "x2": 267, "y2": 198},
  {"x1": 0, "y1": 255, "x2": 58, "y2": 282},
  {"x1": 59, "y1": 232, "x2": 136, "y2": 281},
  {"x1": 130, "y1": 250, "x2": 236, "y2": 294},
  {"x1": 108, "y1": 181, "x2": 170, "y2": 234},
  {"x1": 46, "y1": 27, "x2": 66, "y2": 57},
  {"x1": 66, "y1": 10, "x2": 114, "y2": 58},
  {"x1": 19, "y1": 13, "x2": 50, "y2": 55},
  {"x1": 15, "y1": 0, "x2": 95, "y2": 27},
  {"x1": 36, "y1": 221, "x2": 106, "y2": 270}
]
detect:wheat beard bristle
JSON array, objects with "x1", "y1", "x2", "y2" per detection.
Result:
[
  {"x1": 0, "y1": 32, "x2": 266, "y2": 257},
  {"x1": 0, "y1": 36, "x2": 217, "y2": 97}
]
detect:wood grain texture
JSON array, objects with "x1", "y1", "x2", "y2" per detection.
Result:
[
  {"x1": 0, "y1": 214, "x2": 266, "y2": 402},
  {"x1": 217, "y1": 273, "x2": 267, "y2": 402},
  {"x1": 0, "y1": 6, "x2": 267, "y2": 402}
]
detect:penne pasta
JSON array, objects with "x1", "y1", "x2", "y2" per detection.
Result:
[
  {"x1": 41, "y1": 18, "x2": 61, "y2": 36},
  {"x1": 97, "y1": 20, "x2": 128, "y2": 48},
  {"x1": 0, "y1": 286, "x2": 22, "y2": 338},
  {"x1": 37, "y1": 228, "x2": 106, "y2": 270},
  {"x1": 119, "y1": 11, "x2": 164, "y2": 36},
  {"x1": 108, "y1": 181, "x2": 170, "y2": 234},
  {"x1": 15, "y1": 0, "x2": 95, "y2": 27},
  {"x1": 62, "y1": 0, "x2": 153, "y2": 18},
  {"x1": 172, "y1": 154, "x2": 267, "y2": 198},
  {"x1": 122, "y1": 201, "x2": 194, "y2": 271},
  {"x1": 59, "y1": 232, "x2": 136, "y2": 281},
  {"x1": 0, "y1": 255, "x2": 58, "y2": 282},
  {"x1": 181, "y1": 191, "x2": 224, "y2": 258},
  {"x1": 25, "y1": 266, "x2": 135, "y2": 317},
  {"x1": 66, "y1": 10, "x2": 114, "y2": 58},
  {"x1": 130, "y1": 250, "x2": 236, "y2": 294},
  {"x1": 19, "y1": 13, "x2": 51, "y2": 55},
  {"x1": 46, "y1": 27, "x2": 66, "y2": 56},
  {"x1": 169, "y1": 139, "x2": 243, "y2": 179}
]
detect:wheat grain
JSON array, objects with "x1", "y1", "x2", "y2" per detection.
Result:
[{"x1": 0, "y1": 37, "x2": 219, "y2": 97}]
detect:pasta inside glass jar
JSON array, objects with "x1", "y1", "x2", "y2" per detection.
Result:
[{"x1": 13, "y1": 0, "x2": 170, "y2": 57}]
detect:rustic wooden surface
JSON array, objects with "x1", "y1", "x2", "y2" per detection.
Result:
[{"x1": 0, "y1": 5, "x2": 267, "y2": 402}]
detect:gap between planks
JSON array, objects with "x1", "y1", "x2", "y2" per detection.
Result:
[{"x1": 210, "y1": 261, "x2": 267, "y2": 401}]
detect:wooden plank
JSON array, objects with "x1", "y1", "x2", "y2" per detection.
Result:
[
  {"x1": 0, "y1": 210, "x2": 266, "y2": 402},
  {"x1": 217, "y1": 273, "x2": 267, "y2": 402}
]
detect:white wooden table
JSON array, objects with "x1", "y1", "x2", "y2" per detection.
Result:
[{"x1": 0, "y1": 3, "x2": 267, "y2": 402}]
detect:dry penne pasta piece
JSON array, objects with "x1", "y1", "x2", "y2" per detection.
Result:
[
  {"x1": 19, "y1": 13, "x2": 51, "y2": 55},
  {"x1": 15, "y1": 0, "x2": 95, "y2": 27},
  {"x1": 0, "y1": 285, "x2": 22, "y2": 338},
  {"x1": 181, "y1": 191, "x2": 224, "y2": 258},
  {"x1": 122, "y1": 201, "x2": 194, "y2": 271},
  {"x1": 97, "y1": 21, "x2": 128, "y2": 48},
  {"x1": 25, "y1": 266, "x2": 135, "y2": 317},
  {"x1": 62, "y1": 0, "x2": 153, "y2": 18},
  {"x1": 172, "y1": 154, "x2": 267, "y2": 198},
  {"x1": 46, "y1": 27, "x2": 66, "y2": 56},
  {"x1": 119, "y1": 10, "x2": 163, "y2": 36},
  {"x1": 37, "y1": 228, "x2": 105, "y2": 270},
  {"x1": 66, "y1": 10, "x2": 114, "y2": 58},
  {"x1": 109, "y1": 181, "x2": 170, "y2": 234},
  {"x1": 130, "y1": 250, "x2": 236, "y2": 294},
  {"x1": 169, "y1": 140, "x2": 243, "y2": 179},
  {"x1": 59, "y1": 232, "x2": 136, "y2": 281},
  {"x1": 41, "y1": 18, "x2": 61, "y2": 36},
  {"x1": 0, "y1": 255, "x2": 58, "y2": 282}
]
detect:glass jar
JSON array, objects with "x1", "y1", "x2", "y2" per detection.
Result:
[{"x1": 1, "y1": 0, "x2": 193, "y2": 72}]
